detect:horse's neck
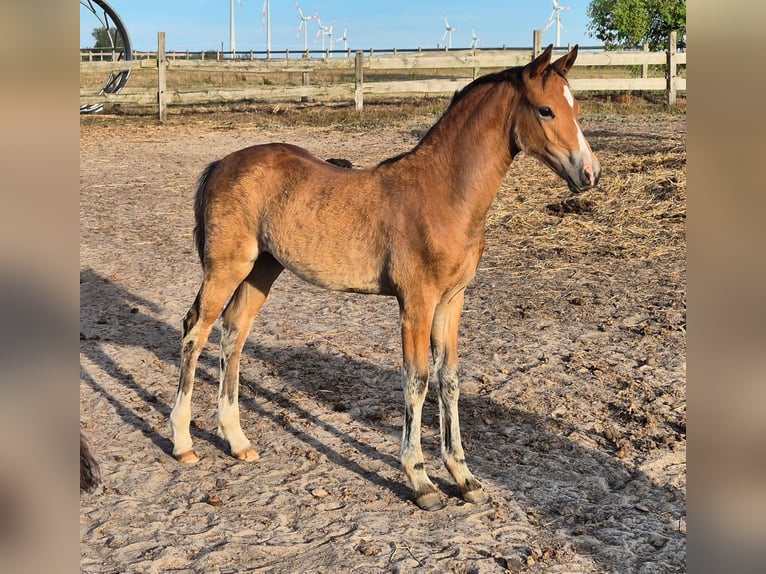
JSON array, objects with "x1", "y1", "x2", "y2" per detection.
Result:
[{"x1": 410, "y1": 83, "x2": 516, "y2": 222}]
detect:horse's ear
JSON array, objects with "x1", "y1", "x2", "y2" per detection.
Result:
[
  {"x1": 525, "y1": 45, "x2": 553, "y2": 78},
  {"x1": 552, "y1": 44, "x2": 579, "y2": 75}
]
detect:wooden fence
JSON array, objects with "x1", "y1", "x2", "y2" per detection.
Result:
[{"x1": 80, "y1": 31, "x2": 686, "y2": 121}]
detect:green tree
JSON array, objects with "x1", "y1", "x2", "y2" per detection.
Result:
[
  {"x1": 91, "y1": 26, "x2": 124, "y2": 50},
  {"x1": 587, "y1": 0, "x2": 686, "y2": 50}
]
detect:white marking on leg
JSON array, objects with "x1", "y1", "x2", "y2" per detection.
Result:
[
  {"x1": 401, "y1": 367, "x2": 437, "y2": 498},
  {"x1": 438, "y1": 367, "x2": 483, "y2": 499},
  {"x1": 218, "y1": 395, "x2": 251, "y2": 454},
  {"x1": 170, "y1": 390, "x2": 194, "y2": 455},
  {"x1": 217, "y1": 327, "x2": 251, "y2": 455}
]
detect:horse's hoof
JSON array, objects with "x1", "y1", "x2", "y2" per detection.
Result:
[
  {"x1": 232, "y1": 445, "x2": 260, "y2": 461},
  {"x1": 414, "y1": 491, "x2": 444, "y2": 511},
  {"x1": 175, "y1": 450, "x2": 200, "y2": 463},
  {"x1": 462, "y1": 488, "x2": 487, "y2": 504}
]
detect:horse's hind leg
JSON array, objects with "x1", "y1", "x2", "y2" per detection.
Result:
[
  {"x1": 431, "y1": 291, "x2": 486, "y2": 504},
  {"x1": 218, "y1": 253, "x2": 283, "y2": 461},
  {"x1": 170, "y1": 260, "x2": 255, "y2": 463}
]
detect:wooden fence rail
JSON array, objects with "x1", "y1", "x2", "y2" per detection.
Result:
[{"x1": 80, "y1": 31, "x2": 686, "y2": 121}]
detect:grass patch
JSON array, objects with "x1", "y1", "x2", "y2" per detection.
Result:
[
  {"x1": 80, "y1": 91, "x2": 685, "y2": 133},
  {"x1": 80, "y1": 96, "x2": 453, "y2": 130}
]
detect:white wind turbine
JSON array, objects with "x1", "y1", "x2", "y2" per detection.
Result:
[
  {"x1": 295, "y1": 1, "x2": 317, "y2": 52},
  {"x1": 441, "y1": 10, "x2": 459, "y2": 49},
  {"x1": 543, "y1": 0, "x2": 571, "y2": 48},
  {"x1": 261, "y1": 0, "x2": 271, "y2": 53},
  {"x1": 336, "y1": 24, "x2": 350, "y2": 52},
  {"x1": 314, "y1": 15, "x2": 336, "y2": 54},
  {"x1": 324, "y1": 20, "x2": 336, "y2": 55},
  {"x1": 470, "y1": 25, "x2": 480, "y2": 50}
]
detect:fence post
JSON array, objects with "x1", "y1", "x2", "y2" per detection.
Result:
[
  {"x1": 301, "y1": 71, "x2": 310, "y2": 103},
  {"x1": 667, "y1": 30, "x2": 677, "y2": 106},
  {"x1": 158, "y1": 32, "x2": 167, "y2": 123},
  {"x1": 642, "y1": 42, "x2": 649, "y2": 78},
  {"x1": 533, "y1": 30, "x2": 542, "y2": 57},
  {"x1": 354, "y1": 51, "x2": 364, "y2": 111}
]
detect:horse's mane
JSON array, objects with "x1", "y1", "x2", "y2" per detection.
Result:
[
  {"x1": 376, "y1": 67, "x2": 523, "y2": 167},
  {"x1": 376, "y1": 63, "x2": 567, "y2": 168},
  {"x1": 447, "y1": 67, "x2": 521, "y2": 108}
]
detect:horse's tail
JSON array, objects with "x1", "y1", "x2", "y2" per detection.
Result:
[
  {"x1": 193, "y1": 160, "x2": 221, "y2": 264},
  {"x1": 80, "y1": 431, "x2": 101, "y2": 492}
]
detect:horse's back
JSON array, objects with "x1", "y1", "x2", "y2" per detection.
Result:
[{"x1": 202, "y1": 143, "x2": 395, "y2": 294}]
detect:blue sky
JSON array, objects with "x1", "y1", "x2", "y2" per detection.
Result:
[{"x1": 80, "y1": 1, "x2": 601, "y2": 53}]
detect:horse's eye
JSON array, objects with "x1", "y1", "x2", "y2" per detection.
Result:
[{"x1": 538, "y1": 106, "x2": 554, "y2": 119}]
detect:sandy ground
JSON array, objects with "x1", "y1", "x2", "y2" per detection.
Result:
[{"x1": 80, "y1": 107, "x2": 686, "y2": 573}]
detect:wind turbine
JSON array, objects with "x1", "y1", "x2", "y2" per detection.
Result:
[
  {"x1": 470, "y1": 25, "x2": 480, "y2": 50},
  {"x1": 336, "y1": 24, "x2": 350, "y2": 52},
  {"x1": 261, "y1": 0, "x2": 271, "y2": 53},
  {"x1": 314, "y1": 16, "x2": 335, "y2": 54},
  {"x1": 229, "y1": 0, "x2": 243, "y2": 58},
  {"x1": 441, "y1": 10, "x2": 459, "y2": 50},
  {"x1": 324, "y1": 20, "x2": 336, "y2": 55},
  {"x1": 295, "y1": 1, "x2": 317, "y2": 52},
  {"x1": 543, "y1": 0, "x2": 571, "y2": 48}
]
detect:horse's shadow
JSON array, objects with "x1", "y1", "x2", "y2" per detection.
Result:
[
  {"x1": 79, "y1": 267, "x2": 409, "y2": 498},
  {"x1": 80, "y1": 267, "x2": 685, "y2": 565},
  {"x1": 80, "y1": 268, "x2": 178, "y2": 455}
]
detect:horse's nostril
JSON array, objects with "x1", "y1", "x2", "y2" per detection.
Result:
[{"x1": 583, "y1": 165, "x2": 596, "y2": 186}]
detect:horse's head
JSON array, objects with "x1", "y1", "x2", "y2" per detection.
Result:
[{"x1": 512, "y1": 45, "x2": 600, "y2": 193}]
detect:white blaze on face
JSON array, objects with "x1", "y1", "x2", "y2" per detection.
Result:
[
  {"x1": 574, "y1": 121, "x2": 595, "y2": 185},
  {"x1": 564, "y1": 83, "x2": 595, "y2": 185},
  {"x1": 563, "y1": 85, "x2": 575, "y2": 108}
]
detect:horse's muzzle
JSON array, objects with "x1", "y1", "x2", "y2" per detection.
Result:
[{"x1": 566, "y1": 163, "x2": 600, "y2": 193}]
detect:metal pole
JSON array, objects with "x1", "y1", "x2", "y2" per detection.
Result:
[{"x1": 230, "y1": 0, "x2": 236, "y2": 57}]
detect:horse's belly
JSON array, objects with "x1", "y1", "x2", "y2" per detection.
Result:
[
  {"x1": 288, "y1": 263, "x2": 387, "y2": 295},
  {"x1": 262, "y1": 229, "x2": 390, "y2": 295}
]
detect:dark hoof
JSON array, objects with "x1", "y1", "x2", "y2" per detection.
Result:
[{"x1": 414, "y1": 491, "x2": 444, "y2": 511}]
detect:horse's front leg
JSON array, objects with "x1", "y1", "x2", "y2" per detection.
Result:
[
  {"x1": 432, "y1": 291, "x2": 486, "y2": 504},
  {"x1": 399, "y1": 298, "x2": 442, "y2": 511}
]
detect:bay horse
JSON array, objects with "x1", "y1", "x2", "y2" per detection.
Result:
[{"x1": 170, "y1": 45, "x2": 600, "y2": 510}]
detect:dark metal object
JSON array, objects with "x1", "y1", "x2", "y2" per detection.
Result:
[{"x1": 80, "y1": 0, "x2": 132, "y2": 114}]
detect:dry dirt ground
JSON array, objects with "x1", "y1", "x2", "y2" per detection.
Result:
[{"x1": 80, "y1": 105, "x2": 686, "y2": 573}]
